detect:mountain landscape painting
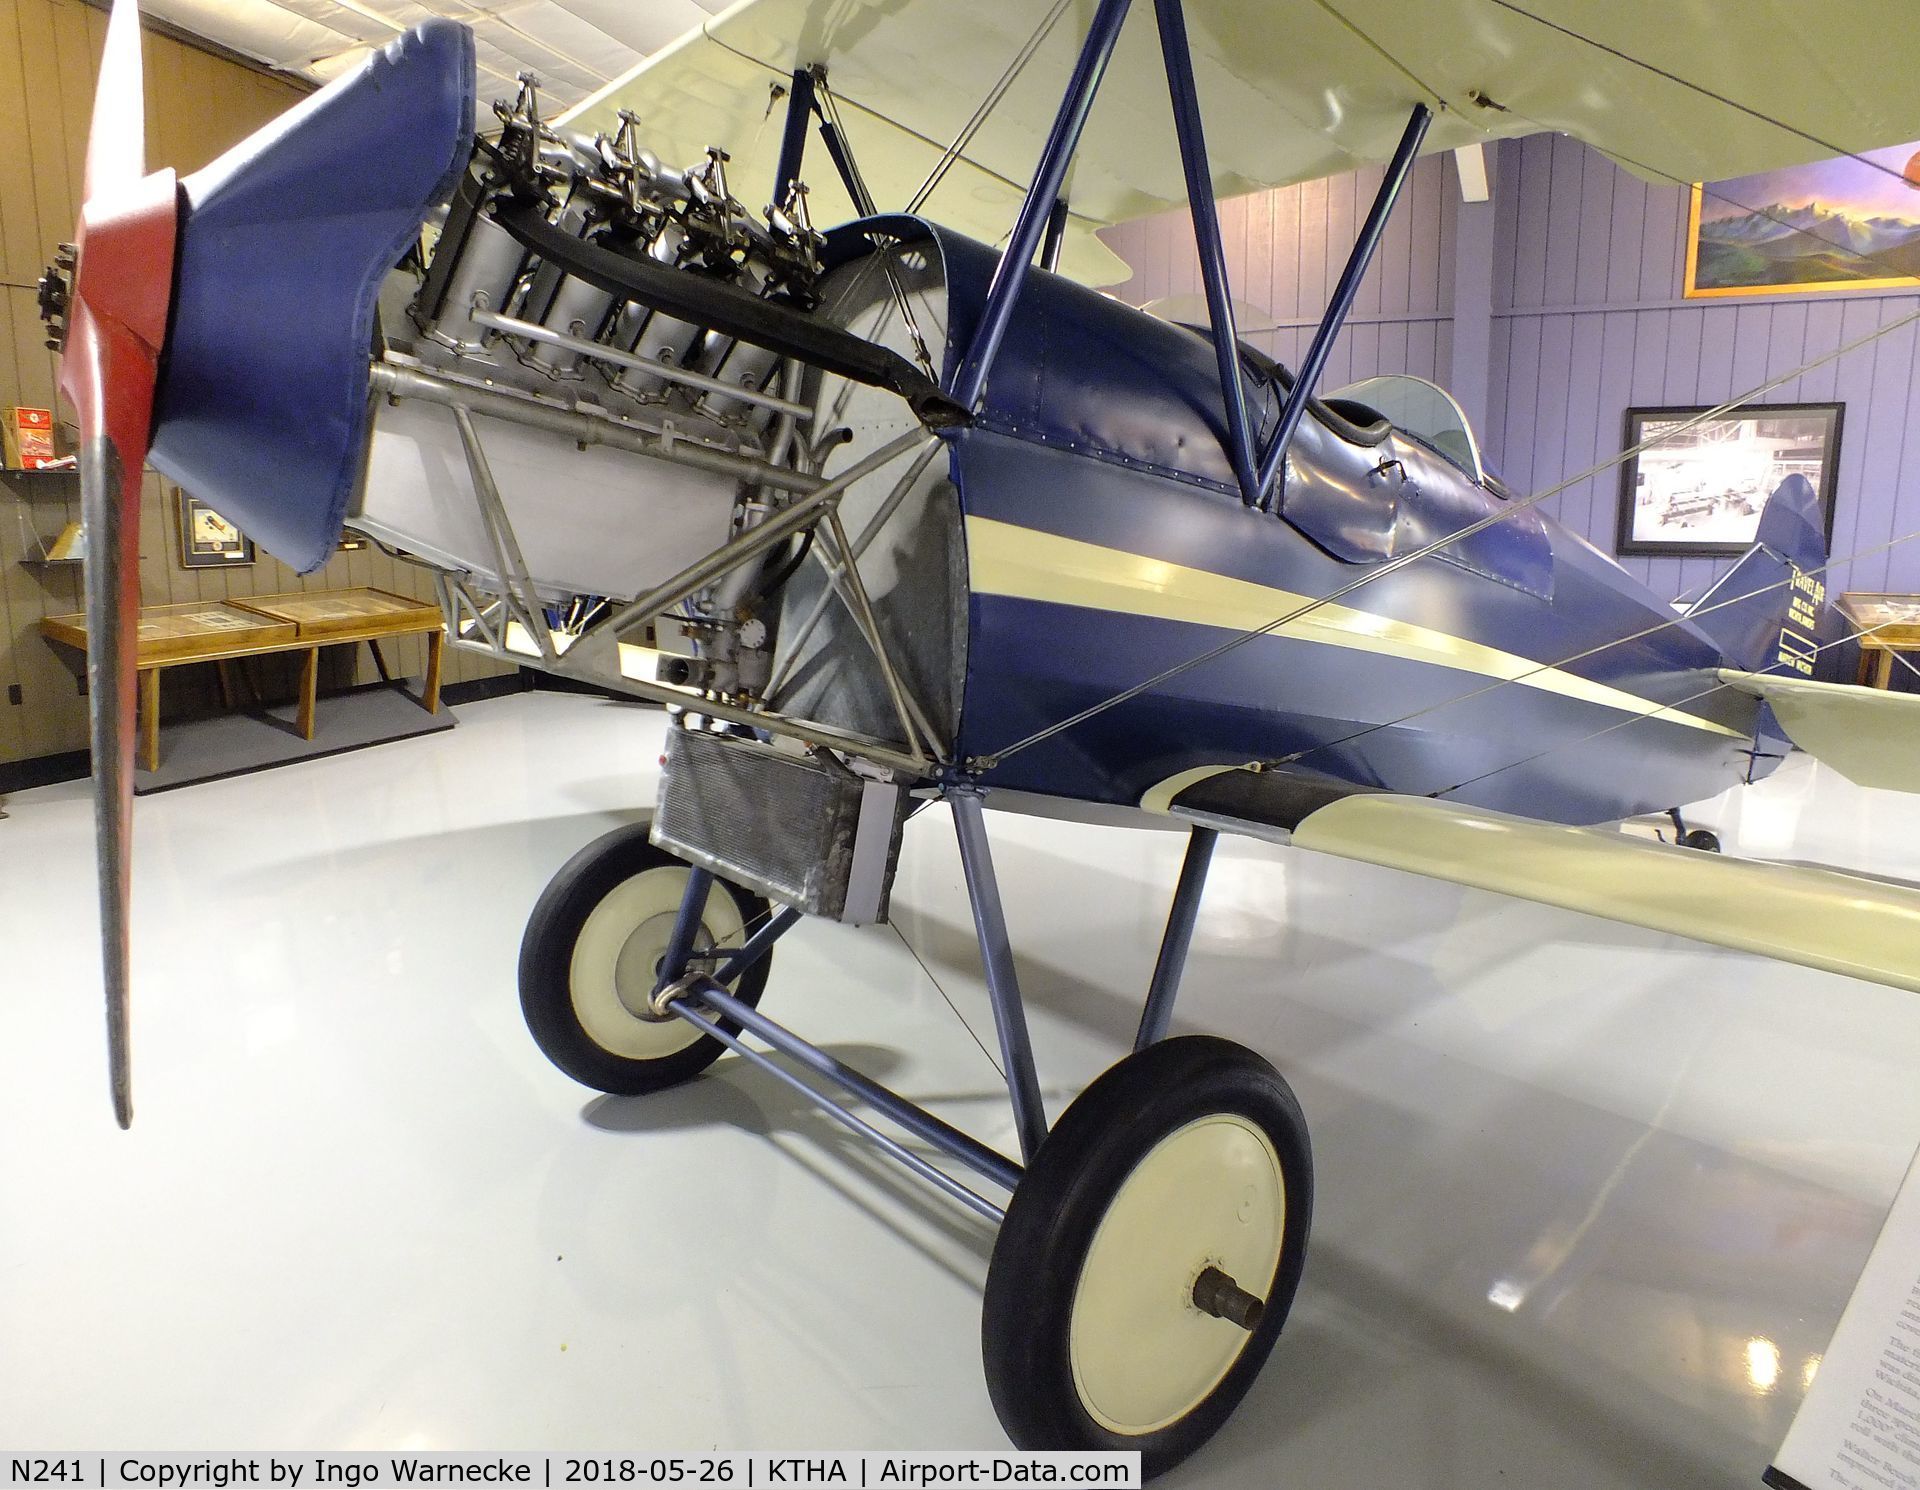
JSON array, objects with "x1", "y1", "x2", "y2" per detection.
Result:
[{"x1": 1685, "y1": 140, "x2": 1920, "y2": 297}]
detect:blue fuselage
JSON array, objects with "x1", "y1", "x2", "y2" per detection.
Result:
[{"x1": 845, "y1": 222, "x2": 1763, "y2": 827}]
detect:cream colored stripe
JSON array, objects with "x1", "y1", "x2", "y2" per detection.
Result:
[
  {"x1": 1140, "y1": 765, "x2": 1240, "y2": 815},
  {"x1": 966, "y1": 517, "x2": 1744, "y2": 739}
]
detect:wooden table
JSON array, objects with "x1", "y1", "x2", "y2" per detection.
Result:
[
  {"x1": 42, "y1": 587, "x2": 445, "y2": 771},
  {"x1": 1839, "y1": 593, "x2": 1920, "y2": 690}
]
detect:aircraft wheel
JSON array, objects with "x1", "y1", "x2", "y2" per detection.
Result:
[
  {"x1": 1681, "y1": 828, "x2": 1722, "y2": 853},
  {"x1": 519, "y1": 823, "x2": 771, "y2": 1095},
  {"x1": 981, "y1": 1035, "x2": 1312, "y2": 1476}
]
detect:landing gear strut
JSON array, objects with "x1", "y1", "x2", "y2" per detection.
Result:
[{"x1": 518, "y1": 804, "x2": 1314, "y2": 1475}]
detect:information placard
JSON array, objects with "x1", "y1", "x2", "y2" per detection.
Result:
[{"x1": 1768, "y1": 1147, "x2": 1920, "y2": 1490}]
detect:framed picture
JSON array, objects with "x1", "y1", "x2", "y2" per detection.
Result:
[
  {"x1": 1616, "y1": 403, "x2": 1843, "y2": 558},
  {"x1": 177, "y1": 491, "x2": 255, "y2": 569},
  {"x1": 1685, "y1": 140, "x2": 1920, "y2": 298}
]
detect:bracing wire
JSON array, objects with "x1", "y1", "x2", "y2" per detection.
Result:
[
  {"x1": 1428, "y1": 613, "x2": 1902, "y2": 804},
  {"x1": 907, "y1": 0, "x2": 1080, "y2": 215},
  {"x1": 1248, "y1": 520, "x2": 1920, "y2": 777}
]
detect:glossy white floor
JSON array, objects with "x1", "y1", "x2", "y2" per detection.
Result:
[{"x1": 4, "y1": 691, "x2": 1919, "y2": 1485}]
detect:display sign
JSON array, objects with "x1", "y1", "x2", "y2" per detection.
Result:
[
  {"x1": 1615, "y1": 403, "x2": 1843, "y2": 559},
  {"x1": 1767, "y1": 1145, "x2": 1920, "y2": 1490},
  {"x1": 3, "y1": 405, "x2": 59, "y2": 469}
]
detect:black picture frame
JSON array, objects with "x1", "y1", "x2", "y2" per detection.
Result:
[
  {"x1": 177, "y1": 491, "x2": 256, "y2": 569},
  {"x1": 1615, "y1": 402, "x2": 1843, "y2": 558}
]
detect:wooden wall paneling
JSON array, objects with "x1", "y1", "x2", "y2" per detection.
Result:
[
  {"x1": 1269, "y1": 169, "x2": 1301, "y2": 322},
  {"x1": 1865, "y1": 309, "x2": 1916, "y2": 593},
  {"x1": 1531, "y1": 313, "x2": 1575, "y2": 525},
  {"x1": 1572, "y1": 142, "x2": 1614, "y2": 301},
  {"x1": 1296, "y1": 176, "x2": 1330, "y2": 326},
  {"x1": 1429, "y1": 158, "x2": 1455, "y2": 317},
  {"x1": 1511, "y1": 136, "x2": 1551, "y2": 311},
  {"x1": 0, "y1": 0, "x2": 46, "y2": 284},
  {"x1": 49, "y1": 0, "x2": 94, "y2": 203},
  {"x1": 1604, "y1": 166, "x2": 1645, "y2": 306},
  {"x1": 1891, "y1": 331, "x2": 1920, "y2": 592},
  {"x1": 1382, "y1": 319, "x2": 1411, "y2": 378},
  {"x1": 1769, "y1": 300, "x2": 1811, "y2": 400},
  {"x1": 136, "y1": 472, "x2": 171, "y2": 608},
  {"x1": 1345, "y1": 322, "x2": 1377, "y2": 382},
  {"x1": 1490, "y1": 140, "x2": 1521, "y2": 314},
  {"x1": 1637, "y1": 183, "x2": 1684, "y2": 302},
  {"x1": 1828, "y1": 297, "x2": 1892, "y2": 593},
  {"x1": 1374, "y1": 162, "x2": 1411, "y2": 318},
  {"x1": 0, "y1": 293, "x2": 23, "y2": 761},
  {"x1": 1542, "y1": 136, "x2": 1587, "y2": 311},
  {"x1": 1241, "y1": 186, "x2": 1272, "y2": 327},
  {"x1": 1560, "y1": 309, "x2": 1614, "y2": 538},
  {"x1": 1503, "y1": 315, "x2": 1545, "y2": 495},
  {"x1": 14, "y1": 0, "x2": 72, "y2": 267}
]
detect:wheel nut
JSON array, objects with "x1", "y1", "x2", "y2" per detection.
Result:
[{"x1": 1193, "y1": 1266, "x2": 1265, "y2": 1331}]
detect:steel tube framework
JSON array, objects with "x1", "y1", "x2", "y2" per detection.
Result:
[
  {"x1": 1154, "y1": 0, "x2": 1259, "y2": 506},
  {"x1": 773, "y1": 67, "x2": 817, "y2": 206},
  {"x1": 949, "y1": 0, "x2": 1134, "y2": 411},
  {"x1": 1134, "y1": 826, "x2": 1216, "y2": 1049},
  {"x1": 677, "y1": 975, "x2": 1026, "y2": 1194},
  {"x1": 656, "y1": 866, "x2": 715, "y2": 992},
  {"x1": 368, "y1": 361, "x2": 824, "y2": 495},
  {"x1": 951, "y1": 791, "x2": 1050, "y2": 1160},
  {"x1": 670, "y1": 999, "x2": 1008, "y2": 1222},
  {"x1": 714, "y1": 906, "x2": 803, "y2": 986}
]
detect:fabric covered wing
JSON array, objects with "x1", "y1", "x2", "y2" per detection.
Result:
[
  {"x1": 1718, "y1": 670, "x2": 1920, "y2": 792},
  {"x1": 558, "y1": 0, "x2": 1920, "y2": 286},
  {"x1": 1285, "y1": 794, "x2": 1920, "y2": 995}
]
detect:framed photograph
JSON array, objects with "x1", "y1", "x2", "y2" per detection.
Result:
[
  {"x1": 177, "y1": 491, "x2": 256, "y2": 569},
  {"x1": 1616, "y1": 403, "x2": 1843, "y2": 558},
  {"x1": 1685, "y1": 140, "x2": 1920, "y2": 298}
]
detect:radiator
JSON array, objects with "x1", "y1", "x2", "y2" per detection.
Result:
[{"x1": 652, "y1": 728, "x2": 907, "y2": 925}]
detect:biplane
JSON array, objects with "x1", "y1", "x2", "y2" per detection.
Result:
[{"x1": 38, "y1": 0, "x2": 1920, "y2": 1469}]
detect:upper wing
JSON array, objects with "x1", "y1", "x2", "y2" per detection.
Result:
[
  {"x1": 558, "y1": 0, "x2": 1920, "y2": 285},
  {"x1": 1718, "y1": 670, "x2": 1920, "y2": 792}
]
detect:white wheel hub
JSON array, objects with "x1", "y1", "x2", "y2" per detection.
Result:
[
  {"x1": 1068, "y1": 1114, "x2": 1286, "y2": 1436},
  {"x1": 569, "y1": 867, "x2": 747, "y2": 1062}
]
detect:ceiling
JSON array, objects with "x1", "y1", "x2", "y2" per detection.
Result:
[{"x1": 140, "y1": 0, "x2": 733, "y2": 110}]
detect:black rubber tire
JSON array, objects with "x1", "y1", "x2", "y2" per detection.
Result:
[
  {"x1": 519, "y1": 823, "x2": 773, "y2": 1095},
  {"x1": 982, "y1": 1035, "x2": 1312, "y2": 1477},
  {"x1": 1681, "y1": 828, "x2": 1722, "y2": 853}
]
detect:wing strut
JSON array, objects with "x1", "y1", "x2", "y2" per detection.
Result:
[
  {"x1": 1255, "y1": 103, "x2": 1432, "y2": 506},
  {"x1": 949, "y1": 0, "x2": 1133, "y2": 411},
  {"x1": 1156, "y1": 0, "x2": 1260, "y2": 506},
  {"x1": 944, "y1": 0, "x2": 1432, "y2": 511}
]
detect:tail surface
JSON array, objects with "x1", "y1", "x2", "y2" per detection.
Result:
[{"x1": 1684, "y1": 474, "x2": 1842, "y2": 679}]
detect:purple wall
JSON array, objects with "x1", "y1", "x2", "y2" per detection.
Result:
[{"x1": 1099, "y1": 135, "x2": 1920, "y2": 606}]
